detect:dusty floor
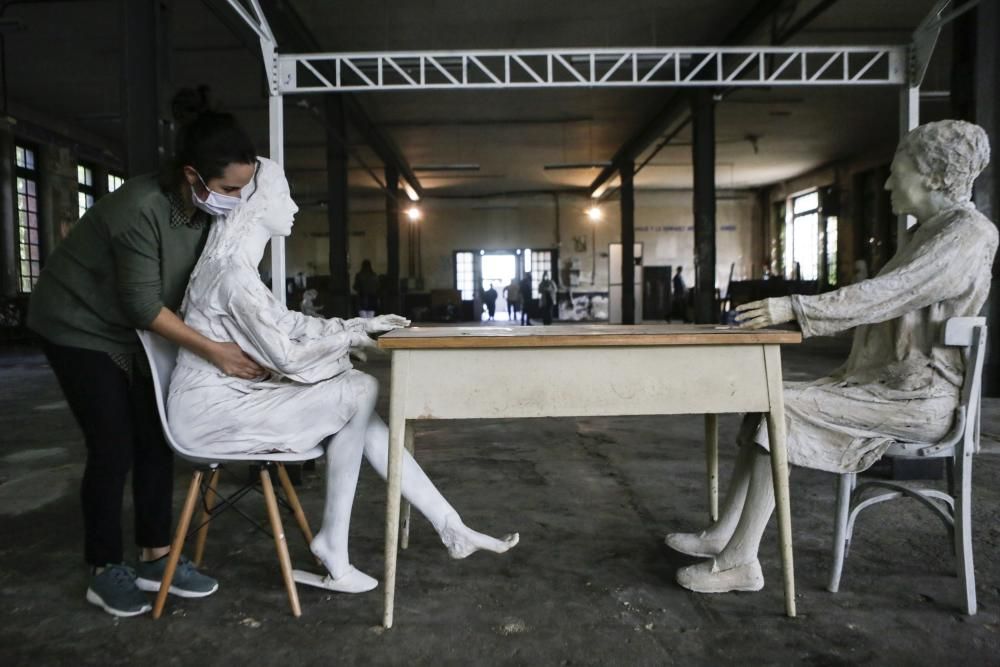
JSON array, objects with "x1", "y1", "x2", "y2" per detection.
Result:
[{"x1": 2, "y1": 332, "x2": 1000, "y2": 666}]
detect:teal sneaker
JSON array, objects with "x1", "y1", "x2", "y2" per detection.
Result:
[
  {"x1": 86, "y1": 564, "x2": 152, "y2": 617},
  {"x1": 135, "y1": 555, "x2": 219, "y2": 598}
]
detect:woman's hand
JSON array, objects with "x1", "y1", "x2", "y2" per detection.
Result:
[
  {"x1": 209, "y1": 342, "x2": 266, "y2": 379},
  {"x1": 364, "y1": 314, "x2": 411, "y2": 334},
  {"x1": 735, "y1": 297, "x2": 795, "y2": 329}
]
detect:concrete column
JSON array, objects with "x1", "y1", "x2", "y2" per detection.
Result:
[
  {"x1": 692, "y1": 89, "x2": 717, "y2": 324},
  {"x1": 974, "y1": 0, "x2": 1000, "y2": 395},
  {"x1": 385, "y1": 165, "x2": 400, "y2": 314},
  {"x1": 325, "y1": 96, "x2": 351, "y2": 318},
  {"x1": 121, "y1": 0, "x2": 167, "y2": 176},
  {"x1": 620, "y1": 161, "x2": 636, "y2": 325},
  {"x1": 0, "y1": 121, "x2": 15, "y2": 297}
]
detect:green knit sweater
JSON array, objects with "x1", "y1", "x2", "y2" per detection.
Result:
[{"x1": 27, "y1": 174, "x2": 210, "y2": 353}]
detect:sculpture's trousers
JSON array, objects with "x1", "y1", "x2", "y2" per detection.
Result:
[{"x1": 42, "y1": 340, "x2": 174, "y2": 566}]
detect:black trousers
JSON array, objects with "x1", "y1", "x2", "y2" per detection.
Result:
[{"x1": 42, "y1": 340, "x2": 173, "y2": 566}]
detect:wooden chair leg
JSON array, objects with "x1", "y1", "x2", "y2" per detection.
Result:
[
  {"x1": 401, "y1": 424, "x2": 415, "y2": 549},
  {"x1": 153, "y1": 470, "x2": 203, "y2": 620},
  {"x1": 955, "y1": 450, "x2": 977, "y2": 615},
  {"x1": 276, "y1": 464, "x2": 320, "y2": 566},
  {"x1": 828, "y1": 472, "x2": 854, "y2": 593},
  {"x1": 705, "y1": 414, "x2": 719, "y2": 522},
  {"x1": 261, "y1": 467, "x2": 302, "y2": 618},
  {"x1": 193, "y1": 467, "x2": 221, "y2": 567}
]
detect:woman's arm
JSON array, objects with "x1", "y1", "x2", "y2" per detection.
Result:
[{"x1": 148, "y1": 307, "x2": 264, "y2": 379}]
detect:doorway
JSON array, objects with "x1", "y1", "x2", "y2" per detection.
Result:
[{"x1": 481, "y1": 252, "x2": 518, "y2": 321}]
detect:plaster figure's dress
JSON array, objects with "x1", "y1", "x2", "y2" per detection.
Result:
[
  {"x1": 746, "y1": 203, "x2": 998, "y2": 473},
  {"x1": 168, "y1": 256, "x2": 369, "y2": 456}
]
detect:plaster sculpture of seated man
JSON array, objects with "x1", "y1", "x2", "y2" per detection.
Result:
[
  {"x1": 168, "y1": 157, "x2": 518, "y2": 594},
  {"x1": 666, "y1": 120, "x2": 995, "y2": 593}
]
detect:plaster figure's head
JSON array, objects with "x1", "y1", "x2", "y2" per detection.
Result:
[
  {"x1": 886, "y1": 120, "x2": 990, "y2": 216},
  {"x1": 242, "y1": 156, "x2": 299, "y2": 237}
]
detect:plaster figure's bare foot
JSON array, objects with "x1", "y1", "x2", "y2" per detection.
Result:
[
  {"x1": 665, "y1": 531, "x2": 728, "y2": 558},
  {"x1": 305, "y1": 534, "x2": 378, "y2": 593},
  {"x1": 293, "y1": 566, "x2": 377, "y2": 594},
  {"x1": 440, "y1": 515, "x2": 520, "y2": 559},
  {"x1": 675, "y1": 559, "x2": 763, "y2": 593}
]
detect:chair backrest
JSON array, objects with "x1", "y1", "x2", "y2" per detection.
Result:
[
  {"x1": 946, "y1": 317, "x2": 987, "y2": 455},
  {"x1": 135, "y1": 329, "x2": 192, "y2": 458}
]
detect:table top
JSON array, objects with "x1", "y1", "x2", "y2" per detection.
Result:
[{"x1": 378, "y1": 324, "x2": 802, "y2": 349}]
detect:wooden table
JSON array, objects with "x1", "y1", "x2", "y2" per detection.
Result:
[{"x1": 377, "y1": 324, "x2": 802, "y2": 627}]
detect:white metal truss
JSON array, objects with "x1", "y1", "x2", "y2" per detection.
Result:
[{"x1": 275, "y1": 46, "x2": 907, "y2": 94}]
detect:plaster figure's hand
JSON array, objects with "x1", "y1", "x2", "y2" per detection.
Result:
[
  {"x1": 349, "y1": 332, "x2": 378, "y2": 363},
  {"x1": 210, "y1": 342, "x2": 266, "y2": 379},
  {"x1": 364, "y1": 314, "x2": 411, "y2": 334},
  {"x1": 735, "y1": 297, "x2": 795, "y2": 330}
]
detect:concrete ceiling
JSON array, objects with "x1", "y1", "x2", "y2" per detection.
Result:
[{"x1": 3, "y1": 0, "x2": 954, "y2": 203}]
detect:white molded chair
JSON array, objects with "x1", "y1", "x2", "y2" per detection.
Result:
[
  {"x1": 828, "y1": 317, "x2": 986, "y2": 615},
  {"x1": 137, "y1": 330, "x2": 324, "y2": 619}
]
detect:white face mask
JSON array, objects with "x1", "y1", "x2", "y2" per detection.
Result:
[{"x1": 191, "y1": 172, "x2": 243, "y2": 216}]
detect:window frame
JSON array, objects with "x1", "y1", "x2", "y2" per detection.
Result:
[{"x1": 15, "y1": 143, "x2": 41, "y2": 293}]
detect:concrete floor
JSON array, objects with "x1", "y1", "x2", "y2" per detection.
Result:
[{"x1": 2, "y1": 333, "x2": 1000, "y2": 666}]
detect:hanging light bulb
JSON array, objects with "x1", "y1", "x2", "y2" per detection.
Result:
[
  {"x1": 406, "y1": 205, "x2": 422, "y2": 222},
  {"x1": 586, "y1": 205, "x2": 602, "y2": 222}
]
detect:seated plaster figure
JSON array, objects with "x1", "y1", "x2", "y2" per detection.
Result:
[
  {"x1": 666, "y1": 120, "x2": 996, "y2": 593},
  {"x1": 168, "y1": 157, "x2": 518, "y2": 594}
]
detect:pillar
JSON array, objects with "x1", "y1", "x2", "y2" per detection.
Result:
[
  {"x1": 326, "y1": 96, "x2": 351, "y2": 318},
  {"x1": 692, "y1": 89, "x2": 717, "y2": 324}
]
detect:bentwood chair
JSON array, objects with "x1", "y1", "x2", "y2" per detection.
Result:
[
  {"x1": 827, "y1": 317, "x2": 987, "y2": 615},
  {"x1": 137, "y1": 330, "x2": 324, "y2": 619}
]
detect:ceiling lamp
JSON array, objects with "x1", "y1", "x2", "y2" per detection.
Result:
[
  {"x1": 586, "y1": 206, "x2": 602, "y2": 222},
  {"x1": 406, "y1": 206, "x2": 422, "y2": 222}
]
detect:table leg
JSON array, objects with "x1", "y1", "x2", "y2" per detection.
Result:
[
  {"x1": 705, "y1": 414, "x2": 719, "y2": 522},
  {"x1": 383, "y1": 351, "x2": 409, "y2": 629},
  {"x1": 400, "y1": 425, "x2": 415, "y2": 549},
  {"x1": 763, "y1": 345, "x2": 796, "y2": 618}
]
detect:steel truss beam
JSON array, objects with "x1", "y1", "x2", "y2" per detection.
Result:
[{"x1": 275, "y1": 46, "x2": 906, "y2": 94}]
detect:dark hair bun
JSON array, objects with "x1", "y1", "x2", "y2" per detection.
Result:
[{"x1": 170, "y1": 87, "x2": 256, "y2": 182}]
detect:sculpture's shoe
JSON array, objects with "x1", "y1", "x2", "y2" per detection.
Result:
[
  {"x1": 292, "y1": 567, "x2": 378, "y2": 594},
  {"x1": 664, "y1": 531, "x2": 727, "y2": 558},
  {"x1": 675, "y1": 559, "x2": 764, "y2": 593}
]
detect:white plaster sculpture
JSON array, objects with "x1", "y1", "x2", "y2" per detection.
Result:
[
  {"x1": 168, "y1": 157, "x2": 518, "y2": 593},
  {"x1": 666, "y1": 120, "x2": 996, "y2": 593}
]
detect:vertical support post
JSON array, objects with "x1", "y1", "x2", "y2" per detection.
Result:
[
  {"x1": 0, "y1": 121, "x2": 14, "y2": 296},
  {"x1": 121, "y1": 0, "x2": 166, "y2": 177},
  {"x1": 385, "y1": 165, "x2": 401, "y2": 315},
  {"x1": 692, "y1": 90, "x2": 717, "y2": 324},
  {"x1": 898, "y1": 84, "x2": 920, "y2": 241},
  {"x1": 620, "y1": 161, "x2": 636, "y2": 325},
  {"x1": 269, "y1": 94, "x2": 286, "y2": 304},
  {"x1": 705, "y1": 414, "x2": 719, "y2": 521},
  {"x1": 326, "y1": 95, "x2": 351, "y2": 318},
  {"x1": 975, "y1": 0, "x2": 1000, "y2": 395}
]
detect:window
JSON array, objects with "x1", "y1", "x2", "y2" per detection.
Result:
[
  {"x1": 528, "y1": 249, "x2": 553, "y2": 299},
  {"x1": 786, "y1": 191, "x2": 820, "y2": 281},
  {"x1": 825, "y1": 216, "x2": 838, "y2": 287},
  {"x1": 454, "y1": 251, "x2": 475, "y2": 300},
  {"x1": 78, "y1": 164, "x2": 95, "y2": 218},
  {"x1": 15, "y1": 145, "x2": 41, "y2": 293},
  {"x1": 108, "y1": 172, "x2": 124, "y2": 193}
]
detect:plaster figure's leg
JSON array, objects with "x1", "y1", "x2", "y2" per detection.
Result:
[
  {"x1": 305, "y1": 375, "x2": 378, "y2": 593},
  {"x1": 676, "y1": 446, "x2": 774, "y2": 593},
  {"x1": 363, "y1": 412, "x2": 519, "y2": 558},
  {"x1": 666, "y1": 441, "x2": 755, "y2": 557}
]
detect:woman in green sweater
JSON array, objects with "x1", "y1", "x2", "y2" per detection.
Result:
[{"x1": 28, "y1": 111, "x2": 262, "y2": 617}]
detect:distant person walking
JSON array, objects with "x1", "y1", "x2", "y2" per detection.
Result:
[
  {"x1": 483, "y1": 283, "x2": 498, "y2": 321},
  {"x1": 671, "y1": 266, "x2": 688, "y2": 323},
  {"x1": 519, "y1": 272, "x2": 533, "y2": 325},
  {"x1": 353, "y1": 259, "x2": 379, "y2": 318},
  {"x1": 503, "y1": 278, "x2": 521, "y2": 321},
  {"x1": 538, "y1": 271, "x2": 556, "y2": 325}
]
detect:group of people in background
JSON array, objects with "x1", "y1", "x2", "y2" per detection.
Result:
[{"x1": 482, "y1": 271, "x2": 557, "y2": 325}]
